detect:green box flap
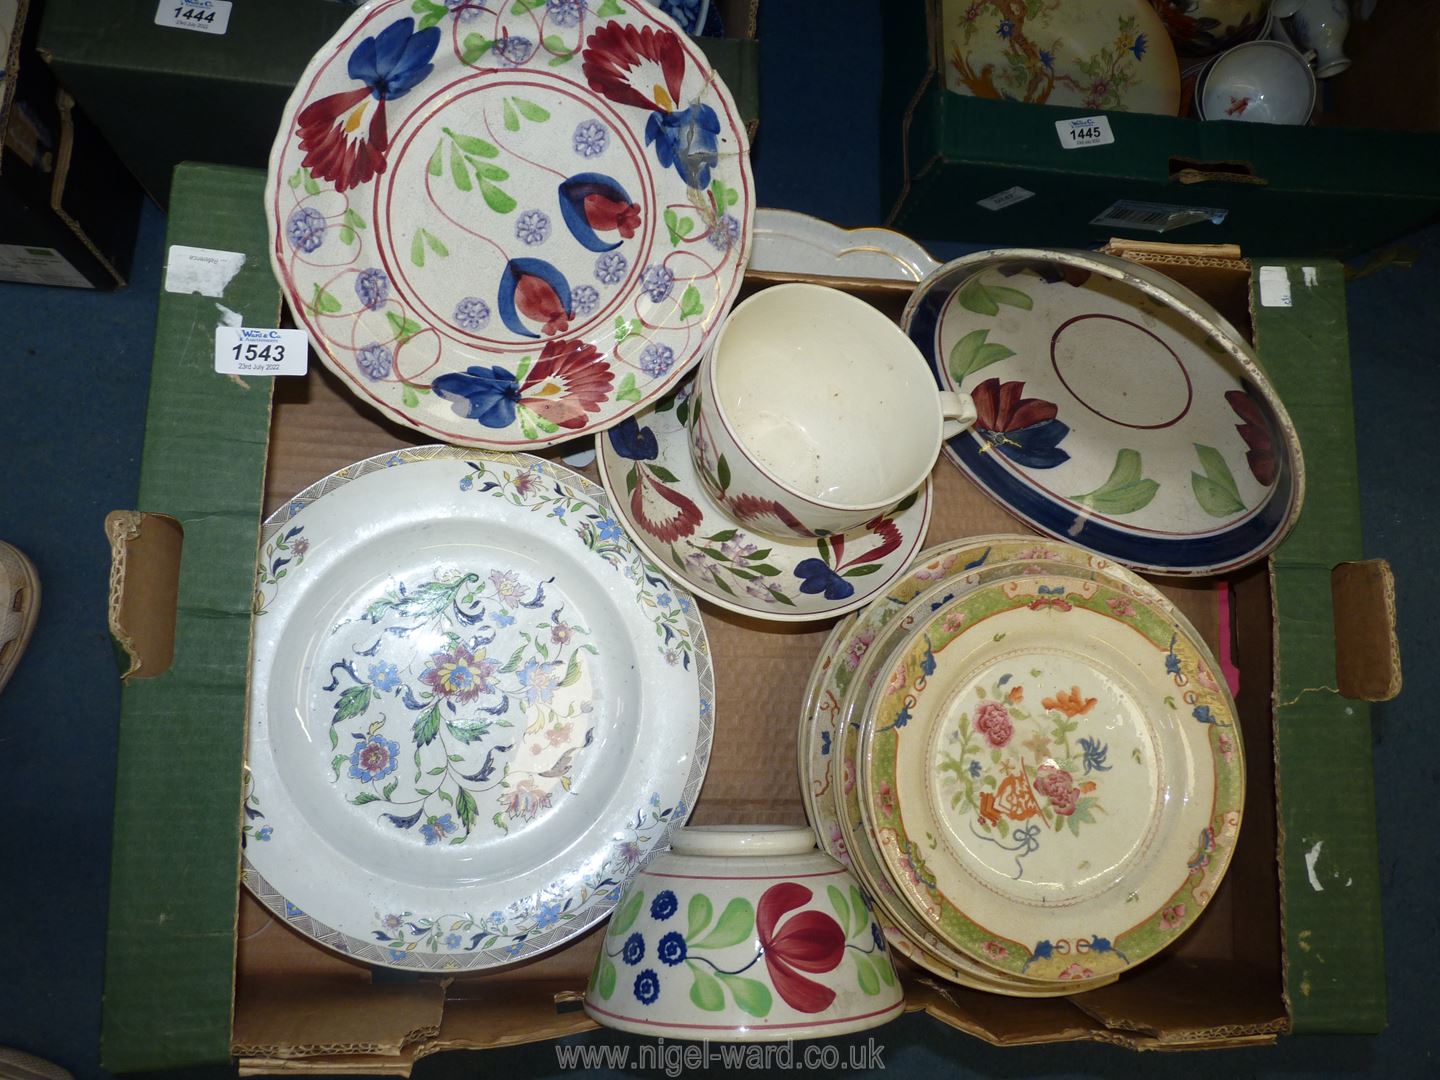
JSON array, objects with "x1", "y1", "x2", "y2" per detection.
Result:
[
  {"x1": 100, "y1": 164, "x2": 278, "y2": 1072},
  {"x1": 1254, "y1": 260, "x2": 1386, "y2": 1034}
]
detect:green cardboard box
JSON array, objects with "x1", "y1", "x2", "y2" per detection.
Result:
[
  {"x1": 39, "y1": 0, "x2": 760, "y2": 206},
  {"x1": 882, "y1": 0, "x2": 1440, "y2": 255},
  {"x1": 100, "y1": 163, "x2": 1395, "y2": 1071}
]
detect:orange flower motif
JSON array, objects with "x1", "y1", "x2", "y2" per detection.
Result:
[
  {"x1": 1043, "y1": 686, "x2": 1098, "y2": 717},
  {"x1": 1006, "y1": 685, "x2": 1024, "y2": 704}
]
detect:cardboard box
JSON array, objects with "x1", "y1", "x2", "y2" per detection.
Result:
[
  {"x1": 38, "y1": 0, "x2": 760, "y2": 207},
  {"x1": 881, "y1": 0, "x2": 1440, "y2": 255},
  {"x1": 0, "y1": 0, "x2": 142, "y2": 288},
  {"x1": 102, "y1": 163, "x2": 1397, "y2": 1072}
]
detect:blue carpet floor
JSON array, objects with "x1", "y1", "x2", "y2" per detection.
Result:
[{"x1": 0, "y1": 2, "x2": 1434, "y2": 1076}]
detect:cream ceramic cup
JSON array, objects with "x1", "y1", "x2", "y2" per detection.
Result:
[{"x1": 687, "y1": 283, "x2": 975, "y2": 538}]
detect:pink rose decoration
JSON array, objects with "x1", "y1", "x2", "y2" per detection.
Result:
[
  {"x1": 827, "y1": 823, "x2": 850, "y2": 865},
  {"x1": 842, "y1": 757, "x2": 856, "y2": 795},
  {"x1": 981, "y1": 941, "x2": 1008, "y2": 960},
  {"x1": 1106, "y1": 596, "x2": 1135, "y2": 618},
  {"x1": 1161, "y1": 904, "x2": 1186, "y2": 929},
  {"x1": 1049, "y1": 786, "x2": 1079, "y2": 816},
  {"x1": 973, "y1": 701, "x2": 1014, "y2": 748},
  {"x1": 1034, "y1": 763, "x2": 1078, "y2": 815},
  {"x1": 1058, "y1": 962, "x2": 1094, "y2": 980}
]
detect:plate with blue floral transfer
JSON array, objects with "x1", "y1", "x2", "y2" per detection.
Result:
[
  {"x1": 903, "y1": 248, "x2": 1304, "y2": 575},
  {"x1": 594, "y1": 380, "x2": 934, "y2": 622},
  {"x1": 242, "y1": 447, "x2": 713, "y2": 971},
  {"x1": 266, "y1": 0, "x2": 752, "y2": 450}
]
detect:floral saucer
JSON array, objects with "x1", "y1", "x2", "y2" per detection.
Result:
[
  {"x1": 903, "y1": 249, "x2": 1304, "y2": 575},
  {"x1": 860, "y1": 570, "x2": 1244, "y2": 984},
  {"x1": 595, "y1": 382, "x2": 934, "y2": 621},
  {"x1": 243, "y1": 447, "x2": 713, "y2": 971},
  {"x1": 267, "y1": 0, "x2": 752, "y2": 449}
]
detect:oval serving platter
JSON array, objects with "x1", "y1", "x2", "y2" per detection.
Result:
[
  {"x1": 903, "y1": 248, "x2": 1304, "y2": 576},
  {"x1": 243, "y1": 447, "x2": 713, "y2": 971},
  {"x1": 267, "y1": 0, "x2": 753, "y2": 449}
]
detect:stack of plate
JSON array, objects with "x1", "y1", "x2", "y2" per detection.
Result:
[{"x1": 798, "y1": 535, "x2": 1244, "y2": 994}]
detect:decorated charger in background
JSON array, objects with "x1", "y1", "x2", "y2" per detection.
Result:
[{"x1": 266, "y1": 0, "x2": 753, "y2": 448}]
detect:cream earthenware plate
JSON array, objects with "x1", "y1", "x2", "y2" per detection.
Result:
[
  {"x1": 859, "y1": 571, "x2": 1244, "y2": 984},
  {"x1": 750, "y1": 209, "x2": 940, "y2": 284},
  {"x1": 596, "y1": 381, "x2": 934, "y2": 622},
  {"x1": 942, "y1": 0, "x2": 1181, "y2": 115},
  {"x1": 243, "y1": 448, "x2": 713, "y2": 971},
  {"x1": 267, "y1": 0, "x2": 752, "y2": 449},
  {"x1": 904, "y1": 249, "x2": 1304, "y2": 575}
]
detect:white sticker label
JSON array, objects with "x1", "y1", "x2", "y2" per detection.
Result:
[
  {"x1": 0, "y1": 244, "x2": 95, "y2": 288},
  {"x1": 977, "y1": 186, "x2": 1036, "y2": 211},
  {"x1": 215, "y1": 327, "x2": 309, "y2": 376},
  {"x1": 165, "y1": 245, "x2": 246, "y2": 297},
  {"x1": 155, "y1": 0, "x2": 231, "y2": 35},
  {"x1": 1091, "y1": 200, "x2": 1228, "y2": 233},
  {"x1": 1056, "y1": 115, "x2": 1115, "y2": 149},
  {"x1": 1258, "y1": 265, "x2": 1293, "y2": 308}
]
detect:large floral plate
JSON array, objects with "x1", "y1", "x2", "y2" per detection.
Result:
[
  {"x1": 903, "y1": 249, "x2": 1304, "y2": 575},
  {"x1": 243, "y1": 447, "x2": 713, "y2": 970},
  {"x1": 267, "y1": 0, "x2": 752, "y2": 449},
  {"x1": 859, "y1": 571, "x2": 1244, "y2": 984},
  {"x1": 596, "y1": 380, "x2": 934, "y2": 621},
  {"x1": 942, "y1": 0, "x2": 1180, "y2": 115}
]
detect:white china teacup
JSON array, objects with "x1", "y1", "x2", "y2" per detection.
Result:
[
  {"x1": 1196, "y1": 39, "x2": 1317, "y2": 124},
  {"x1": 687, "y1": 283, "x2": 975, "y2": 539}
]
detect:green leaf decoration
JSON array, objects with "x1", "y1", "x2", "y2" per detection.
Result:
[
  {"x1": 1191, "y1": 444, "x2": 1246, "y2": 517},
  {"x1": 717, "y1": 974, "x2": 772, "y2": 1018},
  {"x1": 513, "y1": 97, "x2": 550, "y2": 122},
  {"x1": 330, "y1": 752, "x2": 346, "y2": 780},
  {"x1": 849, "y1": 885, "x2": 870, "y2": 937},
  {"x1": 332, "y1": 684, "x2": 373, "y2": 723},
  {"x1": 827, "y1": 885, "x2": 850, "y2": 934},
  {"x1": 680, "y1": 284, "x2": 704, "y2": 320},
  {"x1": 302, "y1": 171, "x2": 321, "y2": 197},
  {"x1": 853, "y1": 952, "x2": 880, "y2": 996},
  {"x1": 413, "y1": 0, "x2": 446, "y2": 31},
  {"x1": 428, "y1": 143, "x2": 444, "y2": 177},
  {"x1": 287, "y1": 169, "x2": 302, "y2": 189},
  {"x1": 498, "y1": 644, "x2": 527, "y2": 674},
  {"x1": 412, "y1": 703, "x2": 442, "y2": 745},
  {"x1": 410, "y1": 231, "x2": 426, "y2": 268},
  {"x1": 693, "y1": 897, "x2": 755, "y2": 949},
  {"x1": 649, "y1": 465, "x2": 679, "y2": 484},
  {"x1": 311, "y1": 283, "x2": 342, "y2": 315},
  {"x1": 709, "y1": 178, "x2": 739, "y2": 209},
  {"x1": 351, "y1": 792, "x2": 380, "y2": 805},
  {"x1": 446, "y1": 720, "x2": 492, "y2": 743},
  {"x1": 625, "y1": 467, "x2": 638, "y2": 495},
  {"x1": 339, "y1": 226, "x2": 355, "y2": 246},
  {"x1": 402, "y1": 385, "x2": 420, "y2": 409},
  {"x1": 663, "y1": 208, "x2": 696, "y2": 247},
  {"x1": 445, "y1": 127, "x2": 498, "y2": 158},
  {"x1": 460, "y1": 34, "x2": 493, "y2": 65},
  {"x1": 382, "y1": 778, "x2": 399, "y2": 801},
  {"x1": 947, "y1": 328, "x2": 1015, "y2": 384},
  {"x1": 549, "y1": 52, "x2": 575, "y2": 67},
  {"x1": 387, "y1": 311, "x2": 425, "y2": 345},
  {"x1": 687, "y1": 893, "x2": 714, "y2": 939},
  {"x1": 987, "y1": 284, "x2": 1033, "y2": 309},
  {"x1": 558, "y1": 651, "x2": 584, "y2": 689},
  {"x1": 610, "y1": 889, "x2": 644, "y2": 936},
  {"x1": 344, "y1": 208, "x2": 367, "y2": 231},
  {"x1": 716, "y1": 455, "x2": 731, "y2": 492},
  {"x1": 688, "y1": 963, "x2": 726, "y2": 1011},
  {"x1": 596, "y1": 0, "x2": 625, "y2": 15},
  {"x1": 876, "y1": 953, "x2": 896, "y2": 986},
  {"x1": 480, "y1": 179, "x2": 517, "y2": 214},
  {"x1": 1070, "y1": 449, "x2": 1160, "y2": 516},
  {"x1": 472, "y1": 162, "x2": 510, "y2": 181},
  {"x1": 329, "y1": 726, "x2": 339, "y2": 750},
  {"x1": 456, "y1": 786, "x2": 478, "y2": 832},
  {"x1": 449, "y1": 141, "x2": 473, "y2": 191},
  {"x1": 957, "y1": 277, "x2": 1033, "y2": 317},
  {"x1": 423, "y1": 229, "x2": 449, "y2": 257},
  {"x1": 843, "y1": 564, "x2": 885, "y2": 578},
  {"x1": 616, "y1": 372, "x2": 641, "y2": 402},
  {"x1": 511, "y1": 0, "x2": 544, "y2": 10},
  {"x1": 503, "y1": 99, "x2": 520, "y2": 132},
  {"x1": 597, "y1": 956, "x2": 617, "y2": 1000}
]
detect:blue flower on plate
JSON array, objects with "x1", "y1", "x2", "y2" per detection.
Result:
[
  {"x1": 454, "y1": 296, "x2": 491, "y2": 331},
  {"x1": 445, "y1": 0, "x2": 484, "y2": 21},
  {"x1": 515, "y1": 209, "x2": 551, "y2": 246},
  {"x1": 256, "y1": 825, "x2": 273, "y2": 841},
  {"x1": 354, "y1": 267, "x2": 389, "y2": 310},
  {"x1": 444, "y1": 932, "x2": 463, "y2": 948},
  {"x1": 595, "y1": 251, "x2": 628, "y2": 285},
  {"x1": 623, "y1": 932, "x2": 645, "y2": 965},
  {"x1": 597, "y1": 516, "x2": 625, "y2": 542},
  {"x1": 608, "y1": 417, "x2": 659, "y2": 461},
  {"x1": 971, "y1": 378, "x2": 1070, "y2": 470},
  {"x1": 389, "y1": 948, "x2": 408, "y2": 962},
  {"x1": 572, "y1": 284, "x2": 600, "y2": 315},
  {"x1": 639, "y1": 344, "x2": 674, "y2": 378},
  {"x1": 356, "y1": 342, "x2": 393, "y2": 381},
  {"x1": 349, "y1": 734, "x2": 400, "y2": 783},
  {"x1": 646, "y1": 103, "x2": 720, "y2": 190},
  {"x1": 650, "y1": 890, "x2": 678, "y2": 921},
  {"x1": 420, "y1": 813, "x2": 457, "y2": 845},
  {"x1": 968, "y1": 759, "x2": 982, "y2": 779},
  {"x1": 535, "y1": 901, "x2": 563, "y2": 929},
  {"x1": 708, "y1": 214, "x2": 740, "y2": 251},
  {"x1": 640, "y1": 264, "x2": 675, "y2": 303},
  {"x1": 494, "y1": 34, "x2": 533, "y2": 67},
  {"x1": 573, "y1": 119, "x2": 609, "y2": 159},
  {"x1": 794, "y1": 558, "x2": 854, "y2": 602},
  {"x1": 545, "y1": 0, "x2": 584, "y2": 27},
  {"x1": 657, "y1": 931, "x2": 687, "y2": 966},
  {"x1": 368, "y1": 661, "x2": 401, "y2": 691},
  {"x1": 287, "y1": 207, "x2": 326, "y2": 252},
  {"x1": 997, "y1": 19, "x2": 1014, "y2": 39},
  {"x1": 633, "y1": 968, "x2": 661, "y2": 1005},
  {"x1": 1078, "y1": 736, "x2": 1112, "y2": 774}
]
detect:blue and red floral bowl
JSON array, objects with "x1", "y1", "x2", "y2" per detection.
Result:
[{"x1": 583, "y1": 825, "x2": 904, "y2": 1041}]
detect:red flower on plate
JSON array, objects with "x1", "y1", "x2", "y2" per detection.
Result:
[
  {"x1": 520, "y1": 339, "x2": 615, "y2": 430},
  {"x1": 757, "y1": 883, "x2": 846, "y2": 1013},
  {"x1": 1226, "y1": 387, "x2": 1278, "y2": 486}
]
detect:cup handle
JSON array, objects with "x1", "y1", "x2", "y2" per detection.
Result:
[{"x1": 939, "y1": 391, "x2": 977, "y2": 440}]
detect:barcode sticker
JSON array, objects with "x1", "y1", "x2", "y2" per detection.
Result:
[
  {"x1": 155, "y1": 1, "x2": 231, "y2": 35},
  {"x1": 977, "y1": 186, "x2": 1036, "y2": 211},
  {"x1": 1091, "y1": 200, "x2": 1228, "y2": 233},
  {"x1": 1055, "y1": 115, "x2": 1114, "y2": 149}
]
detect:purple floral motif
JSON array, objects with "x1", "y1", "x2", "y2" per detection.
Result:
[
  {"x1": 573, "y1": 119, "x2": 609, "y2": 158},
  {"x1": 708, "y1": 214, "x2": 740, "y2": 251},
  {"x1": 517, "y1": 657, "x2": 561, "y2": 705},
  {"x1": 354, "y1": 267, "x2": 389, "y2": 311},
  {"x1": 794, "y1": 559, "x2": 854, "y2": 601},
  {"x1": 494, "y1": 33, "x2": 533, "y2": 67},
  {"x1": 640, "y1": 264, "x2": 674, "y2": 302},
  {"x1": 453, "y1": 296, "x2": 491, "y2": 331},
  {"x1": 639, "y1": 344, "x2": 675, "y2": 378},
  {"x1": 571, "y1": 285, "x2": 600, "y2": 315},
  {"x1": 287, "y1": 207, "x2": 326, "y2": 253},
  {"x1": 971, "y1": 377, "x2": 1070, "y2": 469},
  {"x1": 445, "y1": 0, "x2": 484, "y2": 21},
  {"x1": 545, "y1": 0, "x2": 584, "y2": 28},
  {"x1": 420, "y1": 813, "x2": 457, "y2": 845},
  {"x1": 356, "y1": 342, "x2": 393, "y2": 381},
  {"x1": 595, "y1": 251, "x2": 628, "y2": 285},
  {"x1": 349, "y1": 734, "x2": 400, "y2": 783},
  {"x1": 515, "y1": 209, "x2": 552, "y2": 246}
]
